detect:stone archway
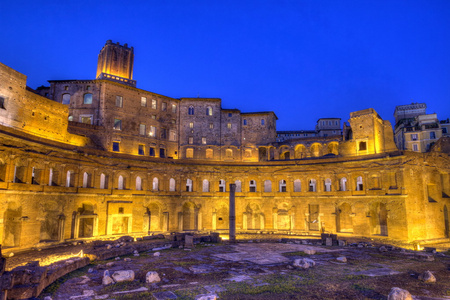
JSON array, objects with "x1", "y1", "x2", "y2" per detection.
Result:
[
  {"x1": 181, "y1": 202, "x2": 200, "y2": 231},
  {"x1": 214, "y1": 204, "x2": 229, "y2": 230},
  {"x1": 243, "y1": 203, "x2": 264, "y2": 230}
]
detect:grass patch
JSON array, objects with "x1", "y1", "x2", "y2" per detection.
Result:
[
  {"x1": 40, "y1": 265, "x2": 92, "y2": 296},
  {"x1": 172, "y1": 260, "x2": 202, "y2": 266},
  {"x1": 102, "y1": 280, "x2": 145, "y2": 293},
  {"x1": 113, "y1": 292, "x2": 154, "y2": 300}
]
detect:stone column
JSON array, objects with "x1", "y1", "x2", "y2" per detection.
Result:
[
  {"x1": 229, "y1": 183, "x2": 236, "y2": 243},
  {"x1": 163, "y1": 212, "x2": 169, "y2": 232},
  {"x1": 212, "y1": 211, "x2": 217, "y2": 231}
]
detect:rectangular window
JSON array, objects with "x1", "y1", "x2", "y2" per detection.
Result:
[
  {"x1": 149, "y1": 126, "x2": 156, "y2": 137},
  {"x1": 202, "y1": 137, "x2": 207, "y2": 144},
  {"x1": 411, "y1": 134, "x2": 418, "y2": 141},
  {"x1": 113, "y1": 119, "x2": 122, "y2": 130},
  {"x1": 116, "y1": 95, "x2": 123, "y2": 107},
  {"x1": 430, "y1": 132, "x2": 436, "y2": 139},
  {"x1": 169, "y1": 129, "x2": 177, "y2": 141},
  {"x1": 172, "y1": 104, "x2": 177, "y2": 113},
  {"x1": 0, "y1": 96, "x2": 6, "y2": 109},
  {"x1": 189, "y1": 122, "x2": 194, "y2": 128},
  {"x1": 80, "y1": 115, "x2": 92, "y2": 124},
  {"x1": 86, "y1": 85, "x2": 91, "y2": 91},
  {"x1": 64, "y1": 86, "x2": 69, "y2": 91},
  {"x1": 151, "y1": 115, "x2": 156, "y2": 119},
  {"x1": 84, "y1": 93, "x2": 93, "y2": 104},
  {"x1": 209, "y1": 123, "x2": 214, "y2": 129},
  {"x1": 161, "y1": 128, "x2": 167, "y2": 139},
  {"x1": 160, "y1": 148, "x2": 166, "y2": 158},
  {"x1": 138, "y1": 144, "x2": 144, "y2": 155},
  {"x1": 413, "y1": 144, "x2": 418, "y2": 151},
  {"x1": 261, "y1": 119, "x2": 265, "y2": 125},
  {"x1": 162, "y1": 102, "x2": 167, "y2": 111},
  {"x1": 113, "y1": 142, "x2": 120, "y2": 152},
  {"x1": 149, "y1": 147, "x2": 155, "y2": 157},
  {"x1": 141, "y1": 97, "x2": 147, "y2": 107},
  {"x1": 152, "y1": 99, "x2": 157, "y2": 109},
  {"x1": 139, "y1": 124, "x2": 146, "y2": 135},
  {"x1": 227, "y1": 123, "x2": 232, "y2": 129},
  {"x1": 443, "y1": 128, "x2": 448, "y2": 134},
  {"x1": 189, "y1": 137, "x2": 194, "y2": 144},
  {"x1": 228, "y1": 113, "x2": 232, "y2": 117}
]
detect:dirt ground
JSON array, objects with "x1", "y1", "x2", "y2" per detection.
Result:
[{"x1": 13, "y1": 237, "x2": 448, "y2": 300}]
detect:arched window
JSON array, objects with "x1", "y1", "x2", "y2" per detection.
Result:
[
  {"x1": 100, "y1": 173, "x2": 108, "y2": 189},
  {"x1": 202, "y1": 179, "x2": 209, "y2": 192},
  {"x1": 62, "y1": 94, "x2": 71, "y2": 105},
  {"x1": 83, "y1": 93, "x2": 93, "y2": 104},
  {"x1": 356, "y1": 176, "x2": 364, "y2": 191},
  {"x1": 206, "y1": 106, "x2": 213, "y2": 116},
  {"x1": 340, "y1": 177, "x2": 347, "y2": 191},
  {"x1": 279, "y1": 180, "x2": 287, "y2": 192},
  {"x1": 249, "y1": 180, "x2": 256, "y2": 192},
  {"x1": 309, "y1": 179, "x2": 316, "y2": 192},
  {"x1": 136, "y1": 176, "x2": 142, "y2": 191},
  {"x1": 324, "y1": 178, "x2": 332, "y2": 192},
  {"x1": 152, "y1": 177, "x2": 159, "y2": 191},
  {"x1": 66, "y1": 171, "x2": 72, "y2": 187},
  {"x1": 293, "y1": 179, "x2": 301, "y2": 192},
  {"x1": 264, "y1": 180, "x2": 272, "y2": 192},
  {"x1": 48, "y1": 168, "x2": 53, "y2": 186},
  {"x1": 169, "y1": 178, "x2": 176, "y2": 191},
  {"x1": 118, "y1": 175, "x2": 124, "y2": 190},
  {"x1": 82, "y1": 172, "x2": 92, "y2": 188},
  {"x1": 235, "y1": 180, "x2": 242, "y2": 192},
  {"x1": 186, "y1": 179, "x2": 193, "y2": 192},
  {"x1": 188, "y1": 106, "x2": 194, "y2": 115},
  {"x1": 219, "y1": 179, "x2": 226, "y2": 192},
  {"x1": 226, "y1": 149, "x2": 233, "y2": 157}
]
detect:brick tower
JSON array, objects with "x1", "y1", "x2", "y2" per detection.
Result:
[{"x1": 96, "y1": 40, "x2": 136, "y2": 87}]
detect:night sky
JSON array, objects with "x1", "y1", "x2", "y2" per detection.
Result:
[{"x1": 1, "y1": 1, "x2": 449, "y2": 130}]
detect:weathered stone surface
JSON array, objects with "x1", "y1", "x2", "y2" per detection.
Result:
[
  {"x1": 152, "y1": 291, "x2": 178, "y2": 300},
  {"x1": 146, "y1": 271, "x2": 161, "y2": 283},
  {"x1": 304, "y1": 249, "x2": 316, "y2": 255},
  {"x1": 336, "y1": 256, "x2": 347, "y2": 263},
  {"x1": 195, "y1": 294, "x2": 217, "y2": 300},
  {"x1": 418, "y1": 270, "x2": 436, "y2": 283},
  {"x1": 154, "y1": 251, "x2": 161, "y2": 257},
  {"x1": 379, "y1": 246, "x2": 387, "y2": 252},
  {"x1": 293, "y1": 258, "x2": 316, "y2": 269},
  {"x1": 111, "y1": 270, "x2": 135, "y2": 283},
  {"x1": 387, "y1": 287, "x2": 412, "y2": 300},
  {"x1": 326, "y1": 238, "x2": 333, "y2": 246},
  {"x1": 185, "y1": 235, "x2": 194, "y2": 248}
]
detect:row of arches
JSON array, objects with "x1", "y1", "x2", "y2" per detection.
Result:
[{"x1": 259, "y1": 141, "x2": 340, "y2": 161}]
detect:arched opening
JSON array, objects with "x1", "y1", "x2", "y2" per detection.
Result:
[
  {"x1": 324, "y1": 178, "x2": 332, "y2": 192},
  {"x1": 202, "y1": 179, "x2": 210, "y2": 192},
  {"x1": 152, "y1": 177, "x2": 158, "y2": 191},
  {"x1": 340, "y1": 177, "x2": 347, "y2": 191},
  {"x1": 136, "y1": 176, "x2": 142, "y2": 191},
  {"x1": 169, "y1": 178, "x2": 176, "y2": 191},
  {"x1": 100, "y1": 173, "x2": 108, "y2": 189},
  {"x1": 118, "y1": 175, "x2": 125, "y2": 190},
  {"x1": 293, "y1": 179, "x2": 301, "y2": 192},
  {"x1": 309, "y1": 179, "x2": 316, "y2": 192},
  {"x1": 336, "y1": 203, "x2": 353, "y2": 233},
  {"x1": 259, "y1": 147, "x2": 267, "y2": 161},
  {"x1": 327, "y1": 142, "x2": 339, "y2": 155},
  {"x1": 39, "y1": 201, "x2": 61, "y2": 242},
  {"x1": 264, "y1": 180, "x2": 272, "y2": 192},
  {"x1": 66, "y1": 170, "x2": 75, "y2": 187},
  {"x1": 186, "y1": 179, "x2": 193, "y2": 192},
  {"x1": 356, "y1": 176, "x2": 364, "y2": 191},
  {"x1": 82, "y1": 172, "x2": 92, "y2": 188},
  {"x1": 295, "y1": 144, "x2": 306, "y2": 159},
  {"x1": 311, "y1": 144, "x2": 321, "y2": 157},
  {"x1": 249, "y1": 180, "x2": 256, "y2": 192},
  {"x1": 219, "y1": 179, "x2": 226, "y2": 192},
  {"x1": 244, "y1": 203, "x2": 263, "y2": 230},
  {"x1": 280, "y1": 150, "x2": 290, "y2": 160},
  {"x1": 279, "y1": 180, "x2": 287, "y2": 192},
  {"x1": 235, "y1": 180, "x2": 242, "y2": 192}
]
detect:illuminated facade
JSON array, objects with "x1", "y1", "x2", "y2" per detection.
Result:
[{"x1": 0, "y1": 41, "x2": 449, "y2": 251}]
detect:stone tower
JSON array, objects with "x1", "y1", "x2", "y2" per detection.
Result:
[{"x1": 96, "y1": 40, "x2": 136, "y2": 87}]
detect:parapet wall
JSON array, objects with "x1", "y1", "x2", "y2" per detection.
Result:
[{"x1": 0, "y1": 62, "x2": 89, "y2": 146}]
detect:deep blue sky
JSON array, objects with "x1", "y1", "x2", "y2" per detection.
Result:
[{"x1": 1, "y1": 1, "x2": 449, "y2": 130}]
